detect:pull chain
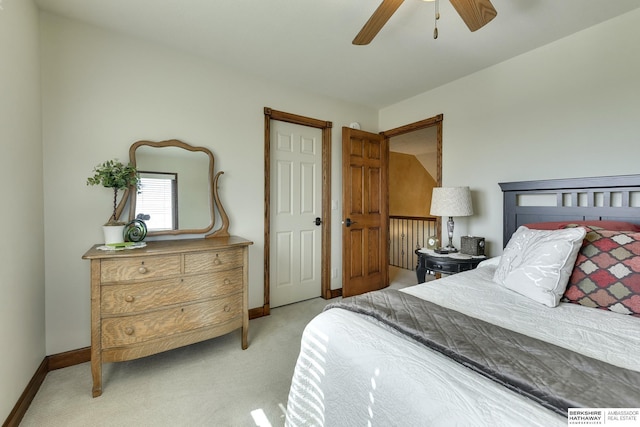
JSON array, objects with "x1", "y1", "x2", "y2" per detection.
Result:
[{"x1": 433, "y1": 0, "x2": 440, "y2": 39}]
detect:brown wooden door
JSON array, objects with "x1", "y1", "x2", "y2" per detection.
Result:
[{"x1": 342, "y1": 127, "x2": 389, "y2": 297}]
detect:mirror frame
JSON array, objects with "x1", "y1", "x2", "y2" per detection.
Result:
[{"x1": 128, "y1": 139, "x2": 217, "y2": 236}]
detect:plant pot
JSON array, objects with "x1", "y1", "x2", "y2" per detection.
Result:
[{"x1": 103, "y1": 225, "x2": 125, "y2": 245}]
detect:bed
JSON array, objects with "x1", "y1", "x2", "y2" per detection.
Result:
[{"x1": 285, "y1": 175, "x2": 640, "y2": 427}]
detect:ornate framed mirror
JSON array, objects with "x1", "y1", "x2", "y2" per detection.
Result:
[{"x1": 125, "y1": 139, "x2": 229, "y2": 237}]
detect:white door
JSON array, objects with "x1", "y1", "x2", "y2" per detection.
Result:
[{"x1": 270, "y1": 121, "x2": 323, "y2": 307}]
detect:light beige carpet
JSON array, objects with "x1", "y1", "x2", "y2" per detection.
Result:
[{"x1": 20, "y1": 268, "x2": 419, "y2": 427}]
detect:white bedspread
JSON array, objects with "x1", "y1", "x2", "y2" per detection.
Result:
[
  {"x1": 285, "y1": 261, "x2": 640, "y2": 427},
  {"x1": 404, "y1": 260, "x2": 640, "y2": 372}
]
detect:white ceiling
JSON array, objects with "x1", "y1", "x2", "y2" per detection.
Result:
[{"x1": 35, "y1": 0, "x2": 640, "y2": 109}]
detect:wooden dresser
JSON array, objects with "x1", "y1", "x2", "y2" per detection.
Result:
[{"x1": 82, "y1": 236, "x2": 252, "y2": 397}]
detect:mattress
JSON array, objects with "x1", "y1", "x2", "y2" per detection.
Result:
[{"x1": 285, "y1": 260, "x2": 640, "y2": 427}]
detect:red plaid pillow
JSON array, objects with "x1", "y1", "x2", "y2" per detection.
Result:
[{"x1": 562, "y1": 226, "x2": 640, "y2": 317}]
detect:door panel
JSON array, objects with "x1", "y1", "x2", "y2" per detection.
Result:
[
  {"x1": 369, "y1": 168, "x2": 381, "y2": 213},
  {"x1": 271, "y1": 121, "x2": 322, "y2": 307},
  {"x1": 275, "y1": 232, "x2": 292, "y2": 286},
  {"x1": 350, "y1": 166, "x2": 364, "y2": 213},
  {"x1": 342, "y1": 127, "x2": 389, "y2": 297},
  {"x1": 349, "y1": 228, "x2": 363, "y2": 278},
  {"x1": 300, "y1": 230, "x2": 315, "y2": 281},
  {"x1": 368, "y1": 227, "x2": 381, "y2": 274}
]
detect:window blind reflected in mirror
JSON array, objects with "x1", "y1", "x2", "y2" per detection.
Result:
[{"x1": 135, "y1": 172, "x2": 178, "y2": 231}]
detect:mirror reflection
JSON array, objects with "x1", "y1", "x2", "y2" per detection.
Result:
[
  {"x1": 135, "y1": 171, "x2": 178, "y2": 231},
  {"x1": 129, "y1": 140, "x2": 215, "y2": 236}
]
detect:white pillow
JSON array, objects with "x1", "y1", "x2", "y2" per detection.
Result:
[
  {"x1": 477, "y1": 256, "x2": 501, "y2": 269},
  {"x1": 493, "y1": 226, "x2": 586, "y2": 307}
]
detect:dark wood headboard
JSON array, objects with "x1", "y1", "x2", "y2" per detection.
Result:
[{"x1": 499, "y1": 175, "x2": 640, "y2": 247}]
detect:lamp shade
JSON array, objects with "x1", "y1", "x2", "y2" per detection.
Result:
[{"x1": 430, "y1": 187, "x2": 473, "y2": 217}]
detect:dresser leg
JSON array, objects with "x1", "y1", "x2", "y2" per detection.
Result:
[
  {"x1": 92, "y1": 386, "x2": 102, "y2": 398},
  {"x1": 90, "y1": 258, "x2": 103, "y2": 397},
  {"x1": 91, "y1": 362, "x2": 102, "y2": 397},
  {"x1": 91, "y1": 349, "x2": 102, "y2": 397},
  {"x1": 241, "y1": 325, "x2": 248, "y2": 350}
]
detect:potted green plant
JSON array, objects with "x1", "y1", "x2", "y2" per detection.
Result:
[{"x1": 87, "y1": 159, "x2": 140, "y2": 244}]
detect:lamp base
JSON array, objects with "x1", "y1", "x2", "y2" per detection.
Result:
[{"x1": 434, "y1": 247, "x2": 458, "y2": 254}]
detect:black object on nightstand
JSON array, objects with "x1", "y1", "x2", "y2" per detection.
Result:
[{"x1": 415, "y1": 249, "x2": 486, "y2": 283}]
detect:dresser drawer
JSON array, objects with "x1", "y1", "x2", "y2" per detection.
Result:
[
  {"x1": 100, "y1": 255, "x2": 181, "y2": 283},
  {"x1": 101, "y1": 293, "x2": 243, "y2": 348},
  {"x1": 184, "y1": 248, "x2": 243, "y2": 274},
  {"x1": 101, "y1": 268, "x2": 243, "y2": 315}
]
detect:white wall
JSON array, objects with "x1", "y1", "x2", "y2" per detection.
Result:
[
  {"x1": 40, "y1": 12, "x2": 377, "y2": 355},
  {"x1": 380, "y1": 9, "x2": 640, "y2": 256},
  {"x1": 0, "y1": 0, "x2": 44, "y2": 421}
]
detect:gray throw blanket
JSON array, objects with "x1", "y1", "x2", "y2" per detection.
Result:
[{"x1": 325, "y1": 289, "x2": 640, "y2": 416}]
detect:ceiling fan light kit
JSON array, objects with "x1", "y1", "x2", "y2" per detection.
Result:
[{"x1": 353, "y1": 0, "x2": 497, "y2": 45}]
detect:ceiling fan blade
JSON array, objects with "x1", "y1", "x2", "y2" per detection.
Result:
[
  {"x1": 449, "y1": 0, "x2": 497, "y2": 32},
  {"x1": 353, "y1": 0, "x2": 405, "y2": 45}
]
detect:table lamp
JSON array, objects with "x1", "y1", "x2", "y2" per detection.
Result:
[{"x1": 430, "y1": 186, "x2": 473, "y2": 253}]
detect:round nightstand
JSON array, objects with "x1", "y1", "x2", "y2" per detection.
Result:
[{"x1": 415, "y1": 249, "x2": 486, "y2": 282}]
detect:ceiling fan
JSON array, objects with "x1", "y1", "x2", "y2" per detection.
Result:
[{"x1": 353, "y1": 0, "x2": 497, "y2": 45}]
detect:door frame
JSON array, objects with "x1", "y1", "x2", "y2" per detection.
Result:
[
  {"x1": 382, "y1": 114, "x2": 444, "y2": 249},
  {"x1": 259, "y1": 107, "x2": 332, "y2": 318}
]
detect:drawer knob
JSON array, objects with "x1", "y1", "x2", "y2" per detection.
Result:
[
  {"x1": 124, "y1": 295, "x2": 135, "y2": 303},
  {"x1": 124, "y1": 327, "x2": 134, "y2": 336},
  {"x1": 224, "y1": 278, "x2": 231, "y2": 285},
  {"x1": 213, "y1": 257, "x2": 222, "y2": 266},
  {"x1": 138, "y1": 266, "x2": 148, "y2": 274},
  {"x1": 223, "y1": 305, "x2": 231, "y2": 312}
]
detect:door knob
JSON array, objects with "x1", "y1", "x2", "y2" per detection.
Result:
[
  {"x1": 343, "y1": 218, "x2": 357, "y2": 227},
  {"x1": 314, "y1": 217, "x2": 322, "y2": 226}
]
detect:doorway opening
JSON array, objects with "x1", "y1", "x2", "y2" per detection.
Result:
[
  {"x1": 383, "y1": 114, "x2": 443, "y2": 285},
  {"x1": 259, "y1": 108, "x2": 332, "y2": 318}
]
